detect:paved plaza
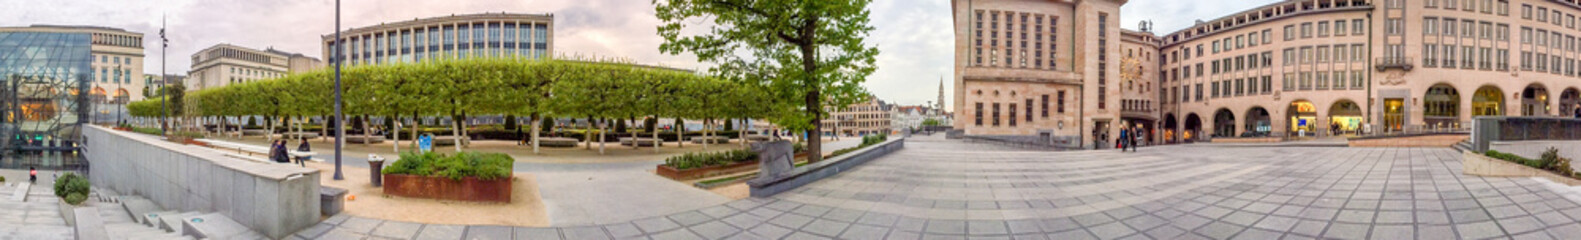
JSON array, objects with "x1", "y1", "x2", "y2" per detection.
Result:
[
  {"x1": 0, "y1": 172, "x2": 73, "y2": 240},
  {"x1": 290, "y1": 136, "x2": 1581, "y2": 239}
]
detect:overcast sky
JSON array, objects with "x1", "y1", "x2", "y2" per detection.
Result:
[{"x1": 1, "y1": 0, "x2": 1272, "y2": 111}]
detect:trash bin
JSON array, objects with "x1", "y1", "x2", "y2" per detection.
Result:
[{"x1": 368, "y1": 154, "x2": 385, "y2": 187}]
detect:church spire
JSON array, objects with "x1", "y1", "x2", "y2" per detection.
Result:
[{"x1": 937, "y1": 76, "x2": 946, "y2": 112}]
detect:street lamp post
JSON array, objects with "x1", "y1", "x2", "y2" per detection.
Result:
[
  {"x1": 332, "y1": 0, "x2": 345, "y2": 180},
  {"x1": 159, "y1": 17, "x2": 168, "y2": 136}
]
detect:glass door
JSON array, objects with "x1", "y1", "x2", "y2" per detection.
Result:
[{"x1": 1384, "y1": 99, "x2": 1404, "y2": 132}]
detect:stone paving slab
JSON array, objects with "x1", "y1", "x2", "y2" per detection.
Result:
[{"x1": 285, "y1": 137, "x2": 1581, "y2": 239}]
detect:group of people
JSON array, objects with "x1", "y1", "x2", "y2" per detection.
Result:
[
  {"x1": 1117, "y1": 126, "x2": 1144, "y2": 152},
  {"x1": 270, "y1": 139, "x2": 311, "y2": 166}
]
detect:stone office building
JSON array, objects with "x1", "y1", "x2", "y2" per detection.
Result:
[{"x1": 954, "y1": 0, "x2": 1581, "y2": 146}]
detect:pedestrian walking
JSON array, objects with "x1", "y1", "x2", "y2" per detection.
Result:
[
  {"x1": 29, "y1": 167, "x2": 36, "y2": 183},
  {"x1": 1131, "y1": 127, "x2": 1143, "y2": 151},
  {"x1": 1118, "y1": 128, "x2": 1130, "y2": 152}
]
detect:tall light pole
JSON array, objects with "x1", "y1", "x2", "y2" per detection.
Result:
[
  {"x1": 332, "y1": 0, "x2": 345, "y2": 180},
  {"x1": 159, "y1": 16, "x2": 168, "y2": 136},
  {"x1": 116, "y1": 66, "x2": 123, "y2": 124}
]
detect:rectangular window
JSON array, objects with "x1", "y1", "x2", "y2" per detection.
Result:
[
  {"x1": 1008, "y1": 103, "x2": 1017, "y2": 126},
  {"x1": 1334, "y1": 20, "x2": 1347, "y2": 36},
  {"x1": 1263, "y1": 29, "x2": 1272, "y2": 44},
  {"x1": 1301, "y1": 23, "x2": 1313, "y2": 38},
  {"x1": 1262, "y1": 76, "x2": 1272, "y2": 93},
  {"x1": 1285, "y1": 25, "x2": 1296, "y2": 40},
  {"x1": 1041, "y1": 95, "x2": 1049, "y2": 117},
  {"x1": 1497, "y1": 49, "x2": 1510, "y2": 71},
  {"x1": 1299, "y1": 72, "x2": 1312, "y2": 90},
  {"x1": 974, "y1": 103, "x2": 983, "y2": 126},
  {"x1": 1024, "y1": 99, "x2": 1033, "y2": 122},
  {"x1": 1354, "y1": 19, "x2": 1366, "y2": 35},
  {"x1": 1057, "y1": 91, "x2": 1066, "y2": 113},
  {"x1": 1462, "y1": 20, "x2": 1474, "y2": 38},
  {"x1": 1283, "y1": 48, "x2": 1296, "y2": 65},
  {"x1": 1386, "y1": 18, "x2": 1403, "y2": 35},
  {"x1": 1315, "y1": 72, "x2": 1328, "y2": 90},
  {"x1": 1210, "y1": 81, "x2": 1219, "y2": 98},
  {"x1": 992, "y1": 103, "x2": 1000, "y2": 126},
  {"x1": 1424, "y1": 18, "x2": 1439, "y2": 35},
  {"x1": 1318, "y1": 21, "x2": 1330, "y2": 37},
  {"x1": 1523, "y1": 4, "x2": 1533, "y2": 19},
  {"x1": 1425, "y1": 44, "x2": 1439, "y2": 67},
  {"x1": 1444, "y1": 44, "x2": 1457, "y2": 68},
  {"x1": 1317, "y1": 46, "x2": 1329, "y2": 63},
  {"x1": 1443, "y1": 19, "x2": 1457, "y2": 37}
]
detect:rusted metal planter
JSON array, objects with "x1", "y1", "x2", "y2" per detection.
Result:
[
  {"x1": 656, "y1": 160, "x2": 759, "y2": 180},
  {"x1": 382, "y1": 174, "x2": 512, "y2": 203}
]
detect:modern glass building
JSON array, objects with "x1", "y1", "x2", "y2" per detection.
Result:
[
  {"x1": 0, "y1": 31, "x2": 93, "y2": 152},
  {"x1": 321, "y1": 12, "x2": 554, "y2": 66}
]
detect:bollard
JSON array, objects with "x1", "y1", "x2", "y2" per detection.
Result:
[{"x1": 368, "y1": 154, "x2": 385, "y2": 187}]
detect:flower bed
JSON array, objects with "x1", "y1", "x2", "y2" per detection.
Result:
[
  {"x1": 381, "y1": 151, "x2": 514, "y2": 202},
  {"x1": 657, "y1": 149, "x2": 758, "y2": 180}
]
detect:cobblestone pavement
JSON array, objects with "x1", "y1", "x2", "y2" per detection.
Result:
[{"x1": 294, "y1": 137, "x2": 1581, "y2": 239}]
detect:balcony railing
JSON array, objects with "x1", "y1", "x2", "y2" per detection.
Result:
[{"x1": 1374, "y1": 57, "x2": 1414, "y2": 71}]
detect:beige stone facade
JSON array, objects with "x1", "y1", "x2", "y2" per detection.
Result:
[
  {"x1": 187, "y1": 44, "x2": 320, "y2": 90},
  {"x1": 956, "y1": 0, "x2": 1581, "y2": 145},
  {"x1": 951, "y1": 0, "x2": 1126, "y2": 147},
  {"x1": 320, "y1": 13, "x2": 553, "y2": 67},
  {"x1": 823, "y1": 97, "x2": 893, "y2": 136}
]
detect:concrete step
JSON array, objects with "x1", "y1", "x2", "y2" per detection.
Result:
[
  {"x1": 8, "y1": 182, "x2": 29, "y2": 202},
  {"x1": 104, "y1": 223, "x2": 166, "y2": 237},
  {"x1": 182, "y1": 212, "x2": 255, "y2": 239},
  {"x1": 141, "y1": 211, "x2": 175, "y2": 227},
  {"x1": 157, "y1": 211, "x2": 201, "y2": 233},
  {"x1": 119, "y1": 196, "x2": 160, "y2": 225}
]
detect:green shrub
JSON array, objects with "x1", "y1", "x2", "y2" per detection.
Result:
[
  {"x1": 664, "y1": 149, "x2": 758, "y2": 170},
  {"x1": 381, "y1": 151, "x2": 513, "y2": 181},
  {"x1": 1485, "y1": 150, "x2": 1531, "y2": 163},
  {"x1": 64, "y1": 192, "x2": 86, "y2": 205},
  {"x1": 792, "y1": 142, "x2": 806, "y2": 154},
  {"x1": 0, "y1": 176, "x2": 6, "y2": 182},
  {"x1": 53, "y1": 173, "x2": 89, "y2": 203}
]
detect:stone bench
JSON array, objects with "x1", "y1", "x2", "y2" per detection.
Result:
[
  {"x1": 280, "y1": 132, "x2": 320, "y2": 139},
  {"x1": 619, "y1": 137, "x2": 662, "y2": 147},
  {"x1": 690, "y1": 136, "x2": 729, "y2": 144},
  {"x1": 320, "y1": 187, "x2": 347, "y2": 216},
  {"x1": 240, "y1": 129, "x2": 269, "y2": 136},
  {"x1": 341, "y1": 135, "x2": 384, "y2": 144},
  {"x1": 538, "y1": 137, "x2": 579, "y2": 148},
  {"x1": 745, "y1": 135, "x2": 771, "y2": 142},
  {"x1": 427, "y1": 136, "x2": 464, "y2": 146}
]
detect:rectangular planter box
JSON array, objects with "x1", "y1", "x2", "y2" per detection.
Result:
[
  {"x1": 382, "y1": 174, "x2": 512, "y2": 203},
  {"x1": 1463, "y1": 151, "x2": 1581, "y2": 186},
  {"x1": 656, "y1": 160, "x2": 759, "y2": 180}
]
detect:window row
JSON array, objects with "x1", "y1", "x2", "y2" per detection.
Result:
[
  {"x1": 1423, "y1": 0, "x2": 1510, "y2": 16},
  {"x1": 1422, "y1": 17, "x2": 1510, "y2": 41},
  {"x1": 1281, "y1": 44, "x2": 1367, "y2": 65},
  {"x1": 1521, "y1": 3, "x2": 1580, "y2": 30},
  {"x1": 971, "y1": 9, "x2": 1059, "y2": 70},
  {"x1": 1285, "y1": 19, "x2": 1367, "y2": 40},
  {"x1": 1519, "y1": 27, "x2": 1581, "y2": 53},
  {"x1": 1176, "y1": 76, "x2": 1274, "y2": 103},
  {"x1": 1519, "y1": 50, "x2": 1581, "y2": 76},
  {"x1": 1282, "y1": 71, "x2": 1366, "y2": 91},
  {"x1": 92, "y1": 67, "x2": 132, "y2": 84},
  {"x1": 969, "y1": 91, "x2": 1066, "y2": 127},
  {"x1": 1421, "y1": 45, "x2": 1509, "y2": 71}
]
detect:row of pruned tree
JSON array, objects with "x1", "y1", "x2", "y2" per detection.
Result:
[{"x1": 128, "y1": 57, "x2": 773, "y2": 154}]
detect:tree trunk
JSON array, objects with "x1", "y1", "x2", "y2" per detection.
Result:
[
  {"x1": 530, "y1": 114, "x2": 541, "y2": 154},
  {"x1": 702, "y1": 118, "x2": 709, "y2": 149},
  {"x1": 652, "y1": 118, "x2": 660, "y2": 152},
  {"x1": 451, "y1": 114, "x2": 462, "y2": 153},
  {"x1": 265, "y1": 115, "x2": 275, "y2": 142},
  {"x1": 675, "y1": 119, "x2": 684, "y2": 148},
  {"x1": 393, "y1": 115, "x2": 400, "y2": 154},
  {"x1": 597, "y1": 119, "x2": 606, "y2": 154},
  {"x1": 409, "y1": 115, "x2": 418, "y2": 151}
]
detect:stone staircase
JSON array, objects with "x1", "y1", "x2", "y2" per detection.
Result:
[
  {"x1": 74, "y1": 192, "x2": 264, "y2": 240},
  {"x1": 1452, "y1": 139, "x2": 1474, "y2": 153}
]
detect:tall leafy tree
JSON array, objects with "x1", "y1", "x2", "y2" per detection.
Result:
[{"x1": 655, "y1": 0, "x2": 880, "y2": 162}]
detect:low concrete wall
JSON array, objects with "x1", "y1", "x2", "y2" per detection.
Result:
[
  {"x1": 748, "y1": 138, "x2": 904, "y2": 197},
  {"x1": 1463, "y1": 151, "x2": 1581, "y2": 186},
  {"x1": 83, "y1": 125, "x2": 320, "y2": 239},
  {"x1": 1488, "y1": 140, "x2": 1581, "y2": 174},
  {"x1": 1210, "y1": 137, "x2": 1281, "y2": 143}
]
